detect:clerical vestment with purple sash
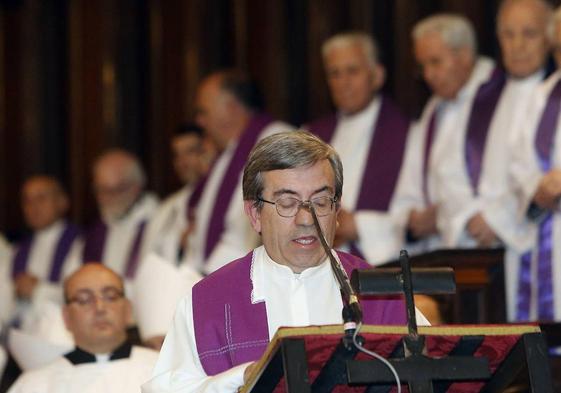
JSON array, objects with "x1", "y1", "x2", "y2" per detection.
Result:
[
  {"x1": 82, "y1": 219, "x2": 147, "y2": 279},
  {"x1": 12, "y1": 222, "x2": 81, "y2": 283},
  {"x1": 202, "y1": 113, "x2": 273, "y2": 260},
  {"x1": 192, "y1": 250, "x2": 406, "y2": 375},
  {"x1": 463, "y1": 67, "x2": 507, "y2": 193},
  {"x1": 516, "y1": 77, "x2": 561, "y2": 321},
  {"x1": 307, "y1": 96, "x2": 409, "y2": 258}
]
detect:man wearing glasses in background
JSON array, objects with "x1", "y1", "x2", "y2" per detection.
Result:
[
  {"x1": 143, "y1": 131, "x2": 427, "y2": 393},
  {"x1": 8, "y1": 264, "x2": 157, "y2": 393}
]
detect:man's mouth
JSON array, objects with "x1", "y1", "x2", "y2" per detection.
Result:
[{"x1": 293, "y1": 236, "x2": 316, "y2": 245}]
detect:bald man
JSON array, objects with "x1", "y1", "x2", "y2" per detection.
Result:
[
  {"x1": 83, "y1": 149, "x2": 158, "y2": 280},
  {"x1": 8, "y1": 264, "x2": 157, "y2": 393},
  {"x1": 10, "y1": 176, "x2": 81, "y2": 330}
]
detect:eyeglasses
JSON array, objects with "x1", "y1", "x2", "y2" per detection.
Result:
[
  {"x1": 66, "y1": 287, "x2": 125, "y2": 308},
  {"x1": 257, "y1": 195, "x2": 338, "y2": 218}
]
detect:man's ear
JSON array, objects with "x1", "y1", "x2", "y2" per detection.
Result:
[
  {"x1": 372, "y1": 63, "x2": 386, "y2": 91},
  {"x1": 244, "y1": 200, "x2": 262, "y2": 233}
]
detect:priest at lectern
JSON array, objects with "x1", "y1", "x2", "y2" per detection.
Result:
[{"x1": 143, "y1": 131, "x2": 429, "y2": 393}]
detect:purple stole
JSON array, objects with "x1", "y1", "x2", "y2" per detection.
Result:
[
  {"x1": 464, "y1": 68, "x2": 507, "y2": 192},
  {"x1": 307, "y1": 96, "x2": 410, "y2": 257},
  {"x1": 203, "y1": 113, "x2": 274, "y2": 259},
  {"x1": 192, "y1": 249, "x2": 406, "y2": 375},
  {"x1": 12, "y1": 222, "x2": 80, "y2": 283},
  {"x1": 516, "y1": 78, "x2": 561, "y2": 321},
  {"x1": 82, "y1": 219, "x2": 147, "y2": 279}
]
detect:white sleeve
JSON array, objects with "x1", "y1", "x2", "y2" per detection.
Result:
[
  {"x1": 142, "y1": 294, "x2": 250, "y2": 393},
  {"x1": 432, "y1": 123, "x2": 479, "y2": 248},
  {"x1": 354, "y1": 210, "x2": 402, "y2": 265}
]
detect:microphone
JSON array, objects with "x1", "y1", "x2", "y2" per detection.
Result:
[{"x1": 308, "y1": 204, "x2": 362, "y2": 335}]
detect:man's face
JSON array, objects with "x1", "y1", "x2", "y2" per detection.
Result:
[
  {"x1": 21, "y1": 178, "x2": 67, "y2": 231},
  {"x1": 414, "y1": 33, "x2": 473, "y2": 99},
  {"x1": 497, "y1": 1, "x2": 549, "y2": 78},
  {"x1": 93, "y1": 163, "x2": 139, "y2": 222},
  {"x1": 245, "y1": 160, "x2": 339, "y2": 273},
  {"x1": 195, "y1": 77, "x2": 233, "y2": 150},
  {"x1": 63, "y1": 265, "x2": 130, "y2": 353},
  {"x1": 171, "y1": 133, "x2": 202, "y2": 185},
  {"x1": 324, "y1": 44, "x2": 381, "y2": 115}
]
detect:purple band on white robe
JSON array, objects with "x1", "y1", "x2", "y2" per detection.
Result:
[
  {"x1": 464, "y1": 68, "x2": 507, "y2": 192},
  {"x1": 203, "y1": 113, "x2": 274, "y2": 259},
  {"x1": 83, "y1": 218, "x2": 148, "y2": 278},
  {"x1": 307, "y1": 96, "x2": 410, "y2": 259},
  {"x1": 516, "y1": 78, "x2": 561, "y2": 321},
  {"x1": 192, "y1": 249, "x2": 406, "y2": 375},
  {"x1": 12, "y1": 222, "x2": 81, "y2": 283}
]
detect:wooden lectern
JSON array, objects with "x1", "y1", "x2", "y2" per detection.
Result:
[
  {"x1": 385, "y1": 249, "x2": 505, "y2": 324},
  {"x1": 240, "y1": 324, "x2": 551, "y2": 393}
]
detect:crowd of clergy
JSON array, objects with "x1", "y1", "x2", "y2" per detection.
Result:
[{"x1": 0, "y1": 0, "x2": 561, "y2": 391}]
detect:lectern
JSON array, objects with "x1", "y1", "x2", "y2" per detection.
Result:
[
  {"x1": 240, "y1": 251, "x2": 552, "y2": 392},
  {"x1": 240, "y1": 324, "x2": 551, "y2": 392}
]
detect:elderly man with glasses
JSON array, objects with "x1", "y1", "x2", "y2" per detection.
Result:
[
  {"x1": 143, "y1": 131, "x2": 428, "y2": 393},
  {"x1": 8, "y1": 263, "x2": 157, "y2": 393}
]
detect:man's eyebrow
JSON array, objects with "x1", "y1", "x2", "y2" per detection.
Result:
[
  {"x1": 272, "y1": 189, "x2": 298, "y2": 198},
  {"x1": 271, "y1": 186, "x2": 333, "y2": 198}
]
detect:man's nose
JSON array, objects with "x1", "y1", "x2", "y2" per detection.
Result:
[{"x1": 294, "y1": 202, "x2": 314, "y2": 225}]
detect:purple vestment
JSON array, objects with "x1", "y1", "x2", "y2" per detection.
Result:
[
  {"x1": 12, "y1": 222, "x2": 81, "y2": 283},
  {"x1": 464, "y1": 67, "x2": 507, "y2": 192},
  {"x1": 203, "y1": 113, "x2": 274, "y2": 260},
  {"x1": 192, "y1": 249, "x2": 406, "y2": 375}
]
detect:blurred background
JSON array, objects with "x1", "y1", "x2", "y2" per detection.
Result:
[{"x1": 0, "y1": 0, "x2": 550, "y2": 237}]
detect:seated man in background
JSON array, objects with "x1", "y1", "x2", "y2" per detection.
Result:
[
  {"x1": 143, "y1": 131, "x2": 427, "y2": 393},
  {"x1": 143, "y1": 123, "x2": 216, "y2": 266},
  {"x1": 10, "y1": 176, "x2": 81, "y2": 330},
  {"x1": 8, "y1": 263, "x2": 158, "y2": 393},
  {"x1": 82, "y1": 149, "x2": 158, "y2": 280}
]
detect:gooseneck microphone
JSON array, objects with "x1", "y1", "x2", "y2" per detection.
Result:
[{"x1": 308, "y1": 204, "x2": 362, "y2": 334}]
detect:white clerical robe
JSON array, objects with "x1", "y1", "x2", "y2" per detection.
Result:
[
  {"x1": 142, "y1": 185, "x2": 193, "y2": 265},
  {"x1": 97, "y1": 193, "x2": 159, "y2": 277},
  {"x1": 330, "y1": 96, "x2": 409, "y2": 265},
  {"x1": 0, "y1": 233, "x2": 14, "y2": 326},
  {"x1": 184, "y1": 121, "x2": 292, "y2": 274},
  {"x1": 392, "y1": 57, "x2": 495, "y2": 255},
  {"x1": 509, "y1": 70, "x2": 561, "y2": 321},
  {"x1": 8, "y1": 346, "x2": 158, "y2": 393},
  {"x1": 142, "y1": 245, "x2": 429, "y2": 393},
  {"x1": 11, "y1": 220, "x2": 82, "y2": 334},
  {"x1": 436, "y1": 70, "x2": 544, "y2": 249}
]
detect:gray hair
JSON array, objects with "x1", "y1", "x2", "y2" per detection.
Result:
[
  {"x1": 322, "y1": 31, "x2": 379, "y2": 66},
  {"x1": 412, "y1": 14, "x2": 477, "y2": 55},
  {"x1": 242, "y1": 131, "x2": 343, "y2": 208}
]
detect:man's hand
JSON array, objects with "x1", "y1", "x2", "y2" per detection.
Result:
[
  {"x1": 467, "y1": 213, "x2": 497, "y2": 247},
  {"x1": 334, "y1": 209, "x2": 358, "y2": 247},
  {"x1": 408, "y1": 205, "x2": 438, "y2": 238},
  {"x1": 14, "y1": 272, "x2": 39, "y2": 300},
  {"x1": 533, "y1": 170, "x2": 561, "y2": 211},
  {"x1": 243, "y1": 362, "x2": 258, "y2": 384}
]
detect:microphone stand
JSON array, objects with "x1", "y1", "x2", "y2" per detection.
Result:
[{"x1": 309, "y1": 205, "x2": 362, "y2": 338}]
